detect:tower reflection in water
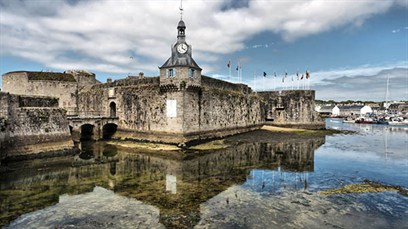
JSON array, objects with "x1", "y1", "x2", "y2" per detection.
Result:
[{"x1": 0, "y1": 135, "x2": 324, "y2": 228}]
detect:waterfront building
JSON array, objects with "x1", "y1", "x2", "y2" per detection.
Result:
[
  {"x1": 317, "y1": 105, "x2": 340, "y2": 116},
  {"x1": 338, "y1": 105, "x2": 372, "y2": 117}
]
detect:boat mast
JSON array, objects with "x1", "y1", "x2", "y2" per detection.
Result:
[{"x1": 385, "y1": 74, "x2": 390, "y2": 112}]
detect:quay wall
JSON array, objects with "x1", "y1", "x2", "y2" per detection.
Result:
[{"x1": 0, "y1": 92, "x2": 74, "y2": 161}]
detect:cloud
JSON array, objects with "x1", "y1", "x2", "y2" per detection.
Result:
[
  {"x1": 228, "y1": 62, "x2": 407, "y2": 101},
  {"x1": 0, "y1": 0, "x2": 405, "y2": 77},
  {"x1": 392, "y1": 29, "x2": 400, "y2": 33},
  {"x1": 313, "y1": 67, "x2": 408, "y2": 101}
]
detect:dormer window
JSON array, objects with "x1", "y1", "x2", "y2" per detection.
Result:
[{"x1": 189, "y1": 68, "x2": 195, "y2": 78}]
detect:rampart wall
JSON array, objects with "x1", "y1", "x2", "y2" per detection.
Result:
[
  {"x1": 2, "y1": 71, "x2": 99, "y2": 114},
  {"x1": 201, "y1": 76, "x2": 252, "y2": 94},
  {"x1": 183, "y1": 87, "x2": 262, "y2": 135},
  {"x1": 258, "y1": 90, "x2": 324, "y2": 129},
  {"x1": 77, "y1": 78, "x2": 263, "y2": 144},
  {"x1": 2, "y1": 72, "x2": 78, "y2": 112},
  {"x1": 0, "y1": 93, "x2": 74, "y2": 161}
]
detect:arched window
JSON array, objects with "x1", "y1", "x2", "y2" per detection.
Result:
[{"x1": 110, "y1": 102, "x2": 116, "y2": 118}]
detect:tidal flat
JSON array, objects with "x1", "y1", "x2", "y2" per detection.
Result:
[{"x1": 1, "y1": 120, "x2": 407, "y2": 228}]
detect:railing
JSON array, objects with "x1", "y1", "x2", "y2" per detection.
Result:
[{"x1": 67, "y1": 111, "x2": 104, "y2": 117}]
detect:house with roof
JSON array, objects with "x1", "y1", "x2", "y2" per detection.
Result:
[
  {"x1": 317, "y1": 105, "x2": 340, "y2": 116},
  {"x1": 338, "y1": 105, "x2": 372, "y2": 117}
]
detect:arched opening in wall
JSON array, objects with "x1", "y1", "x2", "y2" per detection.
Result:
[
  {"x1": 110, "y1": 102, "x2": 117, "y2": 118},
  {"x1": 109, "y1": 162, "x2": 117, "y2": 176},
  {"x1": 69, "y1": 125, "x2": 73, "y2": 135},
  {"x1": 80, "y1": 124, "x2": 95, "y2": 141},
  {"x1": 103, "y1": 123, "x2": 118, "y2": 140}
]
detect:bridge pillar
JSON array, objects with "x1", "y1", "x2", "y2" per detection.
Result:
[
  {"x1": 93, "y1": 123, "x2": 102, "y2": 140},
  {"x1": 71, "y1": 127, "x2": 81, "y2": 143}
]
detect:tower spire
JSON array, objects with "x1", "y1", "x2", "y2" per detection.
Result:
[{"x1": 179, "y1": 0, "x2": 183, "y2": 20}]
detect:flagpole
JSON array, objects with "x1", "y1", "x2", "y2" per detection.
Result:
[
  {"x1": 263, "y1": 74, "x2": 266, "y2": 91},
  {"x1": 236, "y1": 62, "x2": 239, "y2": 83},
  {"x1": 291, "y1": 74, "x2": 294, "y2": 90},
  {"x1": 239, "y1": 67, "x2": 240, "y2": 83},
  {"x1": 227, "y1": 60, "x2": 231, "y2": 81},
  {"x1": 274, "y1": 72, "x2": 276, "y2": 91},
  {"x1": 253, "y1": 70, "x2": 256, "y2": 91},
  {"x1": 297, "y1": 72, "x2": 299, "y2": 90},
  {"x1": 272, "y1": 73, "x2": 274, "y2": 91},
  {"x1": 254, "y1": 70, "x2": 256, "y2": 91},
  {"x1": 240, "y1": 66, "x2": 243, "y2": 83}
]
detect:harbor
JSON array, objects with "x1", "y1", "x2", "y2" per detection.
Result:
[
  {"x1": 1, "y1": 120, "x2": 407, "y2": 228},
  {"x1": 0, "y1": 0, "x2": 407, "y2": 228}
]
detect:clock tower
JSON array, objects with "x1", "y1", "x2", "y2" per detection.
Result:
[{"x1": 159, "y1": 19, "x2": 202, "y2": 90}]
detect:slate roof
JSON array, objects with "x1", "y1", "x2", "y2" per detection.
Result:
[{"x1": 161, "y1": 52, "x2": 201, "y2": 70}]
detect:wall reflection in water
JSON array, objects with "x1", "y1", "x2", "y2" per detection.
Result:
[{"x1": 0, "y1": 135, "x2": 324, "y2": 228}]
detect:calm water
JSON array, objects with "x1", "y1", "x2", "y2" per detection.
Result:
[{"x1": 1, "y1": 119, "x2": 407, "y2": 228}]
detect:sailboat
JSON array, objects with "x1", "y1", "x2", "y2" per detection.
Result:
[{"x1": 378, "y1": 74, "x2": 390, "y2": 125}]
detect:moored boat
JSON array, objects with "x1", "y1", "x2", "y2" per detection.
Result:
[
  {"x1": 354, "y1": 117, "x2": 376, "y2": 124},
  {"x1": 376, "y1": 120, "x2": 389, "y2": 125}
]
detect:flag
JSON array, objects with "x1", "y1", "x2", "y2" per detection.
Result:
[
  {"x1": 274, "y1": 72, "x2": 277, "y2": 77},
  {"x1": 301, "y1": 74, "x2": 304, "y2": 80},
  {"x1": 236, "y1": 65, "x2": 239, "y2": 71},
  {"x1": 263, "y1": 72, "x2": 267, "y2": 77},
  {"x1": 227, "y1": 60, "x2": 230, "y2": 68},
  {"x1": 282, "y1": 75, "x2": 285, "y2": 83},
  {"x1": 306, "y1": 70, "x2": 310, "y2": 79},
  {"x1": 285, "y1": 72, "x2": 288, "y2": 78},
  {"x1": 296, "y1": 72, "x2": 299, "y2": 80}
]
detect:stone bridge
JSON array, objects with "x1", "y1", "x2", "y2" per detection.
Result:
[{"x1": 68, "y1": 115, "x2": 119, "y2": 142}]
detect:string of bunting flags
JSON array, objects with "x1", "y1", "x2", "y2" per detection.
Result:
[{"x1": 226, "y1": 60, "x2": 312, "y2": 90}]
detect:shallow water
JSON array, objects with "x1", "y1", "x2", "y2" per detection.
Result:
[{"x1": 1, "y1": 119, "x2": 407, "y2": 228}]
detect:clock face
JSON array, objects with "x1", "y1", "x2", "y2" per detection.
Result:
[{"x1": 177, "y1": 43, "x2": 188, "y2": 54}]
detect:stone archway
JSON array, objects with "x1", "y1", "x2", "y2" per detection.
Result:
[
  {"x1": 110, "y1": 102, "x2": 117, "y2": 118},
  {"x1": 69, "y1": 125, "x2": 73, "y2": 135},
  {"x1": 102, "y1": 123, "x2": 118, "y2": 139},
  {"x1": 80, "y1": 124, "x2": 95, "y2": 141}
]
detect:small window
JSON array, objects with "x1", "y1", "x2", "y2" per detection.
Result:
[
  {"x1": 168, "y1": 69, "x2": 176, "y2": 78},
  {"x1": 189, "y1": 68, "x2": 195, "y2": 78}
]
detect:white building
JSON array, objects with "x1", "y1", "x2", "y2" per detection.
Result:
[
  {"x1": 338, "y1": 105, "x2": 372, "y2": 116},
  {"x1": 318, "y1": 105, "x2": 340, "y2": 116}
]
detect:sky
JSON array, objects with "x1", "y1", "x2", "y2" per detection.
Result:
[{"x1": 0, "y1": 0, "x2": 407, "y2": 101}]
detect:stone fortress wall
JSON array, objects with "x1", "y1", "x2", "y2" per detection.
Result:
[
  {"x1": 2, "y1": 70, "x2": 99, "y2": 114},
  {"x1": 259, "y1": 90, "x2": 323, "y2": 129},
  {"x1": 74, "y1": 75, "x2": 265, "y2": 144},
  {"x1": 1, "y1": 69, "x2": 323, "y2": 149},
  {"x1": 0, "y1": 92, "x2": 74, "y2": 161}
]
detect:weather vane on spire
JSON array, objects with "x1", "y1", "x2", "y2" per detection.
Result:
[{"x1": 179, "y1": 0, "x2": 184, "y2": 20}]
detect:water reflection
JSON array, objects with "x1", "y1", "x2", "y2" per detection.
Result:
[{"x1": 0, "y1": 135, "x2": 324, "y2": 228}]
